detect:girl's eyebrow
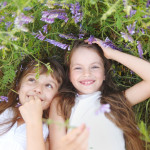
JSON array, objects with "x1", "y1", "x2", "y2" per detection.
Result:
[
  {"x1": 47, "y1": 80, "x2": 58, "y2": 87},
  {"x1": 24, "y1": 73, "x2": 36, "y2": 78}
]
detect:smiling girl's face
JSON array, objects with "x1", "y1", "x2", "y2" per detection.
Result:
[
  {"x1": 18, "y1": 72, "x2": 59, "y2": 110},
  {"x1": 69, "y1": 47, "x2": 105, "y2": 95}
]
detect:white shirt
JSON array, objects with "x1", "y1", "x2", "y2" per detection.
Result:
[
  {"x1": 0, "y1": 107, "x2": 49, "y2": 150},
  {"x1": 69, "y1": 91, "x2": 125, "y2": 150}
]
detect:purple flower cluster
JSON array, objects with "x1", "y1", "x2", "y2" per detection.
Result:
[
  {"x1": 59, "y1": 33, "x2": 78, "y2": 39},
  {"x1": 0, "y1": 16, "x2": 5, "y2": 23},
  {"x1": 137, "y1": 41, "x2": 143, "y2": 58},
  {"x1": 14, "y1": 13, "x2": 34, "y2": 32},
  {"x1": 41, "y1": 9, "x2": 68, "y2": 24},
  {"x1": 0, "y1": 1, "x2": 7, "y2": 7},
  {"x1": 88, "y1": 35, "x2": 96, "y2": 44},
  {"x1": 127, "y1": 22, "x2": 136, "y2": 35},
  {"x1": 35, "y1": 31, "x2": 46, "y2": 41},
  {"x1": 42, "y1": 24, "x2": 48, "y2": 34},
  {"x1": 0, "y1": 45, "x2": 6, "y2": 50},
  {"x1": 0, "y1": 96, "x2": 8, "y2": 102},
  {"x1": 121, "y1": 32, "x2": 134, "y2": 43},
  {"x1": 5, "y1": 21, "x2": 12, "y2": 30},
  {"x1": 15, "y1": 102, "x2": 22, "y2": 107},
  {"x1": 146, "y1": 0, "x2": 150, "y2": 7},
  {"x1": 137, "y1": 28, "x2": 145, "y2": 34},
  {"x1": 96, "y1": 104, "x2": 111, "y2": 115},
  {"x1": 126, "y1": 9, "x2": 136, "y2": 18},
  {"x1": 103, "y1": 37, "x2": 122, "y2": 51},
  {"x1": 70, "y1": 2, "x2": 83, "y2": 24},
  {"x1": 23, "y1": 7, "x2": 33, "y2": 11},
  {"x1": 122, "y1": 0, "x2": 127, "y2": 8},
  {"x1": 45, "y1": 38, "x2": 70, "y2": 50}
]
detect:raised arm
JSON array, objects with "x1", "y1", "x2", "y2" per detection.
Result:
[
  {"x1": 49, "y1": 98, "x2": 89, "y2": 150},
  {"x1": 93, "y1": 39, "x2": 150, "y2": 105},
  {"x1": 19, "y1": 96, "x2": 46, "y2": 150},
  {"x1": 49, "y1": 98, "x2": 66, "y2": 150}
]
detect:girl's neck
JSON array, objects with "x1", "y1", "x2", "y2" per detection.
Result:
[
  {"x1": 77, "y1": 91, "x2": 101, "y2": 96},
  {"x1": 17, "y1": 114, "x2": 25, "y2": 127}
]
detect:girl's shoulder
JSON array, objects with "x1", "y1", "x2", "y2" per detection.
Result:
[{"x1": 0, "y1": 107, "x2": 15, "y2": 121}]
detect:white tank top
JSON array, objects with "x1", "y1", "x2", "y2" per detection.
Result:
[{"x1": 69, "y1": 91, "x2": 125, "y2": 150}]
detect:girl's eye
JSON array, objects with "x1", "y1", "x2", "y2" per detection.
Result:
[
  {"x1": 28, "y1": 78, "x2": 35, "y2": 82},
  {"x1": 92, "y1": 66, "x2": 99, "y2": 69},
  {"x1": 74, "y1": 67, "x2": 81, "y2": 70},
  {"x1": 46, "y1": 84, "x2": 53, "y2": 89}
]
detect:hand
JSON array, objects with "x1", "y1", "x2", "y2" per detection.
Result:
[
  {"x1": 59, "y1": 124, "x2": 89, "y2": 150},
  {"x1": 19, "y1": 96, "x2": 43, "y2": 125},
  {"x1": 85, "y1": 38, "x2": 115, "y2": 59}
]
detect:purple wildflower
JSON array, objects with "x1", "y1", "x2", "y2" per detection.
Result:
[
  {"x1": 45, "y1": 38, "x2": 70, "y2": 50},
  {"x1": 129, "y1": 9, "x2": 136, "y2": 17},
  {"x1": 70, "y1": 2, "x2": 83, "y2": 23},
  {"x1": 5, "y1": 21, "x2": 12, "y2": 30},
  {"x1": 0, "y1": 16, "x2": 5, "y2": 23},
  {"x1": 41, "y1": 9, "x2": 68, "y2": 24},
  {"x1": 121, "y1": 32, "x2": 134, "y2": 43},
  {"x1": 23, "y1": 7, "x2": 33, "y2": 11},
  {"x1": 12, "y1": 12, "x2": 16, "y2": 17},
  {"x1": 137, "y1": 41, "x2": 143, "y2": 58},
  {"x1": 122, "y1": 0, "x2": 127, "y2": 7},
  {"x1": 59, "y1": 33, "x2": 77, "y2": 39},
  {"x1": 103, "y1": 37, "x2": 122, "y2": 51},
  {"x1": 10, "y1": 36, "x2": 18, "y2": 41},
  {"x1": 127, "y1": 22, "x2": 136, "y2": 35},
  {"x1": 137, "y1": 28, "x2": 145, "y2": 34},
  {"x1": 0, "y1": 96, "x2": 8, "y2": 102},
  {"x1": 35, "y1": 31, "x2": 46, "y2": 41},
  {"x1": 0, "y1": 45, "x2": 6, "y2": 50},
  {"x1": 3, "y1": 2, "x2": 7, "y2": 6},
  {"x1": 88, "y1": 35, "x2": 96, "y2": 44},
  {"x1": 142, "y1": 15, "x2": 150, "y2": 18},
  {"x1": 141, "y1": 28, "x2": 145, "y2": 34},
  {"x1": 14, "y1": 13, "x2": 34, "y2": 32},
  {"x1": 95, "y1": 104, "x2": 111, "y2": 115},
  {"x1": 15, "y1": 102, "x2": 22, "y2": 107},
  {"x1": 146, "y1": 0, "x2": 150, "y2": 7},
  {"x1": 79, "y1": 34, "x2": 84, "y2": 39},
  {"x1": 42, "y1": 24, "x2": 48, "y2": 34}
]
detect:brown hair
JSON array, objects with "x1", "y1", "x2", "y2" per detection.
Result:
[
  {"x1": 58, "y1": 40, "x2": 144, "y2": 150},
  {"x1": 0, "y1": 57, "x2": 65, "y2": 135}
]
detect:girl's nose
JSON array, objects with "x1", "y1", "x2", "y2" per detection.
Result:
[
  {"x1": 34, "y1": 85, "x2": 42, "y2": 94},
  {"x1": 83, "y1": 68, "x2": 91, "y2": 76}
]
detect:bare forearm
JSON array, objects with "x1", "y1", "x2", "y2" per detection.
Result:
[
  {"x1": 109, "y1": 50, "x2": 150, "y2": 81},
  {"x1": 26, "y1": 122, "x2": 46, "y2": 150}
]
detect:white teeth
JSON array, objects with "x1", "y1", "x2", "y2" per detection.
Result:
[{"x1": 80, "y1": 80, "x2": 94, "y2": 85}]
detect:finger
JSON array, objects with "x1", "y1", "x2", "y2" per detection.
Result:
[
  {"x1": 74, "y1": 127, "x2": 89, "y2": 149},
  {"x1": 84, "y1": 39, "x2": 88, "y2": 43},
  {"x1": 33, "y1": 95, "x2": 40, "y2": 102},
  {"x1": 92, "y1": 38, "x2": 103, "y2": 46},
  {"x1": 64, "y1": 127, "x2": 89, "y2": 150},
  {"x1": 65, "y1": 124, "x2": 86, "y2": 143},
  {"x1": 28, "y1": 95, "x2": 35, "y2": 102}
]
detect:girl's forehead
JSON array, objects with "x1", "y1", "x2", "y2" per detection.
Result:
[
  {"x1": 70, "y1": 47, "x2": 103, "y2": 63},
  {"x1": 22, "y1": 72, "x2": 58, "y2": 83}
]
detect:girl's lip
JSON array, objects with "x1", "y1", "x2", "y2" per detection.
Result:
[
  {"x1": 79, "y1": 80, "x2": 95, "y2": 85},
  {"x1": 27, "y1": 95, "x2": 43, "y2": 101}
]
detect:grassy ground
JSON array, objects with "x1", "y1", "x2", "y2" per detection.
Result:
[{"x1": 0, "y1": 0, "x2": 150, "y2": 148}]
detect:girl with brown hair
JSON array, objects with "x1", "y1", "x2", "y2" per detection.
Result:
[
  {"x1": 49, "y1": 38, "x2": 150, "y2": 150},
  {"x1": 0, "y1": 57, "x2": 89, "y2": 150}
]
